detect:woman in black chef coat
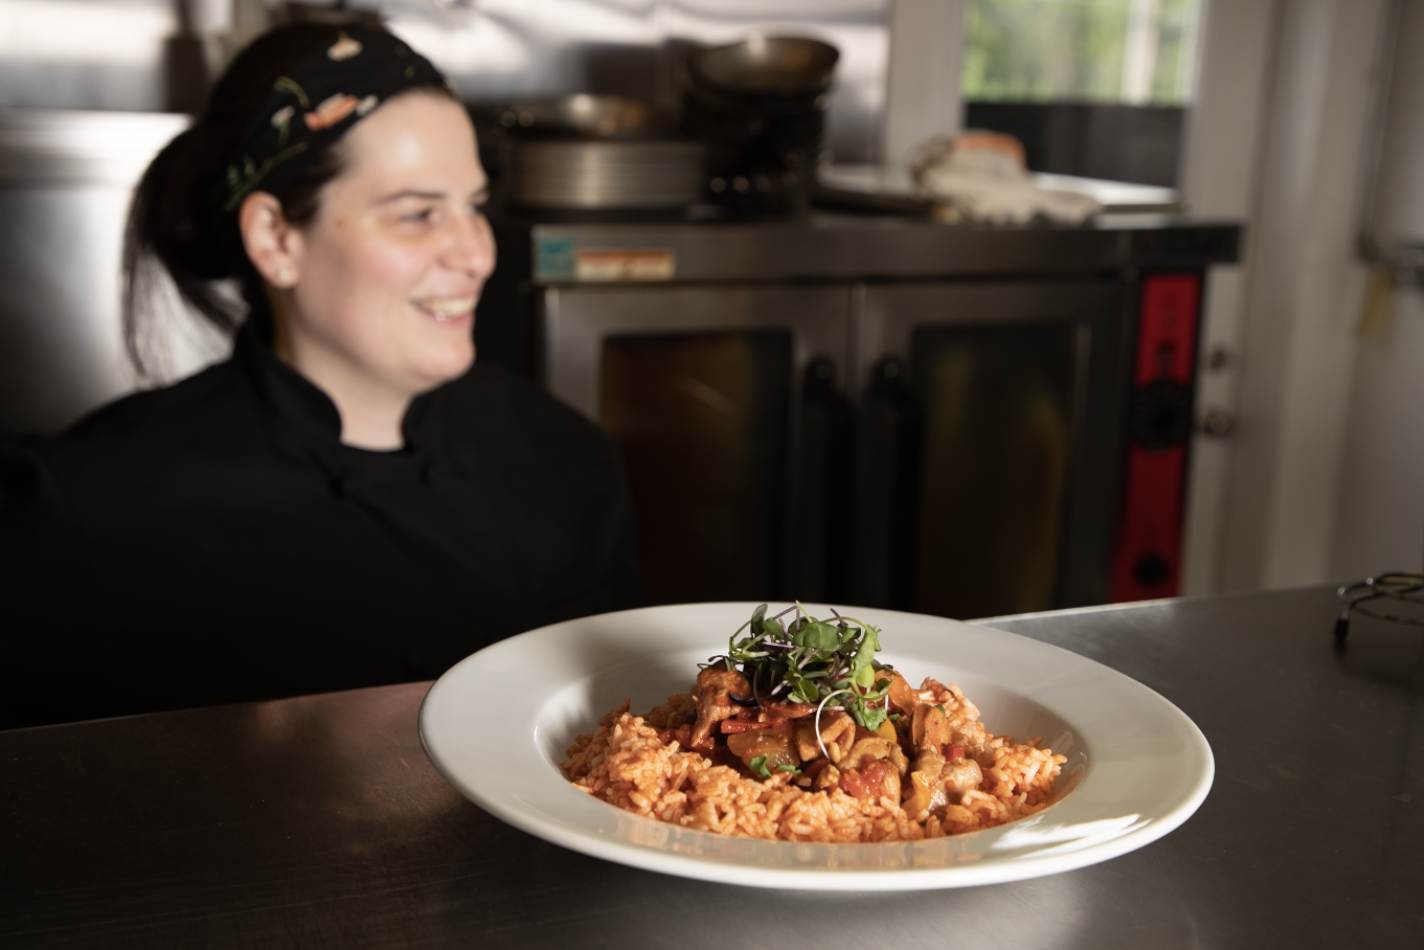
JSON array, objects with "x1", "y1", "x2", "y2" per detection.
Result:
[{"x1": 0, "y1": 25, "x2": 642, "y2": 726}]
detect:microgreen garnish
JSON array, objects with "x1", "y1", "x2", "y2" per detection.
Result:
[
  {"x1": 749, "y1": 755, "x2": 772, "y2": 778},
  {"x1": 704, "y1": 603, "x2": 894, "y2": 736}
]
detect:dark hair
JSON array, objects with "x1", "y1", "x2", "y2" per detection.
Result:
[{"x1": 121, "y1": 24, "x2": 452, "y2": 380}]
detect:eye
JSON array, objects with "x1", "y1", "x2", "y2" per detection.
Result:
[{"x1": 402, "y1": 205, "x2": 438, "y2": 224}]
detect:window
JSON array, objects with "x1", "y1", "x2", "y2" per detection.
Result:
[{"x1": 960, "y1": 0, "x2": 1202, "y2": 185}]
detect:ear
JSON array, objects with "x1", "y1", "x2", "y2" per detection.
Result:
[{"x1": 238, "y1": 191, "x2": 304, "y2": 288}]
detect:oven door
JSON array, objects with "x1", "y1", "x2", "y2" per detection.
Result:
[
  {"x1": 853, "y1": 280, "x2": 1129, "y2": 618},
  {"x1": 543, "y1": 284, "x2": 852, "y2": 605}
]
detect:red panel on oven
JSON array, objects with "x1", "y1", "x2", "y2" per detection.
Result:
[
  {"x1": 1111, "y1": 273, "x2": 1201, "y2": 603},
  {"x1": 1132, "y1": 275, "x2": 1199, "y2": 386}
]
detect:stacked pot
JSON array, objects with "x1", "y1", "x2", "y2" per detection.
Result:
[{"x1": 681, "y1": 36, "x2": 839, "y2": 217}]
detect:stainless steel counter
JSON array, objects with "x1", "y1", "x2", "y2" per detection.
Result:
[
  {"x1": 518, "y1": 212, "x2": 1240, "y2": 284},
  {"x1": 3, "y1": 586, "x2": 1419, "y2": 948}
]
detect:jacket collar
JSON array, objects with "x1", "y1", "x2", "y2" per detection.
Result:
[{"x1": 233, "y1": 314, "x2": 451, "y2": 474}]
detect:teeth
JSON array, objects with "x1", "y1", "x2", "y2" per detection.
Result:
[{"x1": 416, "y1": 297, "x2": 476, "y2": 322}]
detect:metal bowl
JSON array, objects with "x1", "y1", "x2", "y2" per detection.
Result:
[{"x1": 689, "y1": 36, "x2": 839, "y2": 99}]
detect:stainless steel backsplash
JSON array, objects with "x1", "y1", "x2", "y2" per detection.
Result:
[{"x1": 0, "y1": 0, "x2": 888, "y2": 164}]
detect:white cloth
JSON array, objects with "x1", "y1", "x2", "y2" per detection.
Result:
[{"x1": 910, "y1": 135, "x2": 1102, "y2": 225}]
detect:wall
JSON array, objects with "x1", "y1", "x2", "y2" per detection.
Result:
[
  {"x1": 1180, "y1": 0, "x2": 1401, "y2": 593},
  {"x1": 1330, "y1": 0, "x2": 1424, "y2": 579},
  {"x1": 1175, "y1": 0, "x2": 1277, "y2": 594}
]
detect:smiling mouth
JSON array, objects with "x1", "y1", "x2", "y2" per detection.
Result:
[{"x1": 413, "y1": 297, "x2": 476, "y2": 323}]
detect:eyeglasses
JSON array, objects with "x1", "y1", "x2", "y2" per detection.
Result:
[{"x1": 1335, "y1": 572, "x2": 1424, "y2": 642}]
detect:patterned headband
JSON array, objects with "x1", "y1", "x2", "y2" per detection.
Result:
[{"x1": 220, "y1": 27, "x2": 449, "y2": 214}]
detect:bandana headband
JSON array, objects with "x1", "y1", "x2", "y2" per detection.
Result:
[{"x1": 220, "y1": 28, "x2": 449, "y2": 213}]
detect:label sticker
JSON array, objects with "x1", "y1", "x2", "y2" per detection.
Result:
[
  {"x1": 575, "y1": 248, "x2": 676, "y2": 282},
  {"x1": 533, "y1": 235, "x2": 576, "y2": 281}
]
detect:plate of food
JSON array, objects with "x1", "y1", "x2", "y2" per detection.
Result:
[{"x1": 419, "y1": 602, "x2": 1212, "y2": 890}]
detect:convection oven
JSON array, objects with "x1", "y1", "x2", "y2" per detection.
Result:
[{"x1": 477, "y1": 214, "x2": 1238, "y2": 617}]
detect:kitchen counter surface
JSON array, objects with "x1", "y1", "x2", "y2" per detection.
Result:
[
  {"x1": 511, "y1": 210, "x2": 1241, "y2": 284},
  {"x1": 3, "y1": 585, "x2": 1419, "y2": 948}
]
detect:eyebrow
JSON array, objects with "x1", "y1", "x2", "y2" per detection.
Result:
[{"x1": 378, "y1": 185, "x2": 490, "y2": 204}]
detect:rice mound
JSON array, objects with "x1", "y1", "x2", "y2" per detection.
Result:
[{"x1": 562, "y1": 679, "x2": 1066, "y2": 843}]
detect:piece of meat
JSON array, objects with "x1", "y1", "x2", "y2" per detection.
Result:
[
  {"x1": 794, "y1": 710, "x2": 856, "y2": 763},
  {"x1": 841, "y1": 736, "x2": 892, "y2": 772},
  {"x1": 901, "y1": 748, "x2": 948, "y2": 820},
  {"x1": 941, "y1": 756, "x2": 983, "y2": 800},
  {"x1": 795, "y1": 720, "x2": 820, "y2": 762},
  {"x1": 820, "y1": 713, "x2": 856, "y2": 763},
  {"x1": 689, "y1": 665, "x2": 752, "y2": 747},
  {"x1": 911, "y1": 701, "x2": 952, "y2": 754}
]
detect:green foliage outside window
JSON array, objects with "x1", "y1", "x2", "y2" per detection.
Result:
[{"x1": 962, "y1": 0, "x2": 1201, "y2": 104}]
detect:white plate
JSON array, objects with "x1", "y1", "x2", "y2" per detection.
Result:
[{"x1": 419, "y1": 603, "x2": 1213, "y2": 890}]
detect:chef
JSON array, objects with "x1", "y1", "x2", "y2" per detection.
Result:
[{"x1": 0, "y1": 24, "x2": 643, "y2": 726}]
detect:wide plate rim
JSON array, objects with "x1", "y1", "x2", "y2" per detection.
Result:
[{"x1": 419, "y1": 602, "x2": 1214, "y2": 890}]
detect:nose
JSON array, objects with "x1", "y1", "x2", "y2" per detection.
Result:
[{"x1": 445, "y1": 206, "x2": 496, "y2": 282}]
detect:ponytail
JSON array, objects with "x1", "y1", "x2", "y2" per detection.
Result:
[{"x1": 121, "y1": 24, "x2": 353, "y2": 380}]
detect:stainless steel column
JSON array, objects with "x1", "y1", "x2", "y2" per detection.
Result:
[{"x1": 0, "y1": 109, "x2": 188, "y2": 436}]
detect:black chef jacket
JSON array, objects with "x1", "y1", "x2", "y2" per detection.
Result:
[{"x1": 0, "y1": 320, "x2": 643, "y2": 726}]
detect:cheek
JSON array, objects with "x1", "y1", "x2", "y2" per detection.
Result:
[
  {"x1": 369, "y1": 240, "x2": 432, "y2": 292},
  {"x1": 318, "y1": 232, "x2": 428, "y2": 299},
  {"x1": 304, "y1": 216, "x2": 427, "y2": 303}
]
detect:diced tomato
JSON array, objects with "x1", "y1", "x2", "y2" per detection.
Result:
[
  {"x1": 947, "y1": 744, "x2": 965, "y2": 761},
  {"x1": 839, "y1": 760, "x2": 890, "y2": 800}
]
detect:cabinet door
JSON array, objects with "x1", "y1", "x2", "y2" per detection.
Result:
[
  {"x1": 543, "y1": 285, "x2": 852, "y2": 605},
  {"x1": 855, "y1": 281, "x2": 1128, "y2": 617}
]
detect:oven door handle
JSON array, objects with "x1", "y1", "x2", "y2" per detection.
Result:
[
  {"x1": 793, "y1": 357, "x2": 855, "y2": 602},
  {"x1": 849, "y1": 356, "x2": 922, "y2": 609}
]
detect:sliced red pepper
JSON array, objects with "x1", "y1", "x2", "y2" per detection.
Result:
[
  {"x1": 720, "y1": 718, "x2": 795, "y2": 736},
  {"x1": 720, "y1": 720, "x2": 765, "y2": 735},
  {"x1": 947, "y1": 743, "x2": 966, "y2": 761}
]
